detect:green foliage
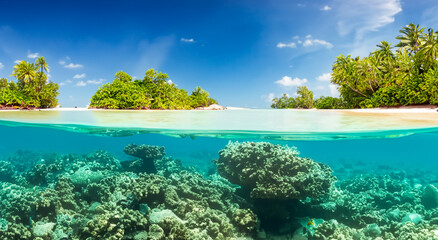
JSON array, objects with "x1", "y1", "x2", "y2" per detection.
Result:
[
  {"x1": 90, "y1": 71, "x2": 150, "y2": 109},
  {"x1": 314, "y1": 96, "x2": 346, "y2": 109},
  {"x1": 1, "y1": 59, "x2": 59, "y2": 108},
  {"x1": 271, "y1": 86, "x2": 314, "y2": 109},
  {"x1": 331, "y1": 23, "x2": 438, "y2": 108},
  {"x1": 271, "y1": 94, "x2": 297, "y2": 109},
  {"x1": 296, "y1": 86, "x2": 314, "y2": 108},
  {"x1": 190, "y1": 86, "x2": 218, "y2": 108},
  {"x1": 90, "y1": 69, "x2": 218, "y2": 110}
]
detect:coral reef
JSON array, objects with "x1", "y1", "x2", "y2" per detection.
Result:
[
  {"x1": 0, "y1": 141, "x2": 437, "y2": 239},
  {"x1": 214, "y1": 141, "x2": 336, "y2": 200},
  {"x1": 0, "y1": 144, "x2": 257, "y2": 239}
]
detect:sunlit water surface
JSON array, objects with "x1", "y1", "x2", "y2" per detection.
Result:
[{"x1": 1, "y1": 109, "x2": 437, "y2": 239}]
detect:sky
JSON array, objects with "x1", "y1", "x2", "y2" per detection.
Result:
[{"x1": 0, "y1": 0, "x2": 437, "y2": 108}]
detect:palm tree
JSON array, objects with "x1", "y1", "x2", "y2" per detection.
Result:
[
  {"x1": 395, "y1": 23, "x2": 425, "y2": 54},
  {"x1": 11, "y1": 60, "x2": 36, "y2": 85},
  {"x1": 418, "y1": 28, "x2": 438, "y2": 69},
  {"x1": 35, "y1": 56, "x2": 49, "y2": 73},
  {"x1": 376, "y1": 41, "x2": 394, "y2": 59}
]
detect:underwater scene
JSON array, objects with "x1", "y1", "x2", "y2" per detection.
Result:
[{"x1": 1, "y1": 110, "x2": 438, "y2": 240}]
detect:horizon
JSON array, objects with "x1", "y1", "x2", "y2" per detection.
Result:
[{"x1": 0, "y1": 0, "x2": 437, "y2": 108}]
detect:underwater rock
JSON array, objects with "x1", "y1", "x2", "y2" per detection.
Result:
[
  {"x1": 149, "y1": 208, "x2": 182, "y2": 224},
  {"x1": 422, "y1": 184, "x2": 438, "y2": 209},
  {"x1": 402, "y1": 213, "x2": 422, "y2": 225},
  {"x1": 123, "y1": 144, "x2": 165, "y2": 173},
  {"x1": 69, "y1": 166, "x2": 107, "y2": 186},
  {"x1": 214, "y1": 141, "x2": 336, "y2": 200},
  {"x1": 32, "y1": 221, "x2": 55, "y2": 238}
]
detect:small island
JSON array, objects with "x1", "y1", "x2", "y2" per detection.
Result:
[
  {"x1": 89, "y1": 69, "x2": 219, "y2": 110},
  {"x1": 0, "y1": 57, "x2": 59, "y2": 109},
  {"x1": 272, "y1": 23, "x2": 438, "y2": 110}
]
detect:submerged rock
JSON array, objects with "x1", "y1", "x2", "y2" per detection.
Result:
[
  {"x1": 149, "y1": 208, "x2": 182, "y2": 224},
  {"x1": 69, "y1": 167, "x2": 106, "y2": 186},
  {"x1": 32, "y1": 221, "x2": 55, "y2": 238},
  {"x1": 402, "y1": 213, "x2": 422, "y2": 225}
]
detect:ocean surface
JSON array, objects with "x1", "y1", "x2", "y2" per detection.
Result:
[{"x1": 0, "y1": 109, "x2": 438, "y2": 239}]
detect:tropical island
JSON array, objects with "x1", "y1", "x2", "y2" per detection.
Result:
[
  {"x1": 0, "y1": 61, "x2": 219, "y2": 110},
  {"x1": 0, "y1": 57, "x2": 59, "y2": 109},
  {"x1": 272, "y1": 23, "x2": 438, "y2": 110},
  {"x1": 89, "y1": 69, "x2": 219, "y2": 110}
]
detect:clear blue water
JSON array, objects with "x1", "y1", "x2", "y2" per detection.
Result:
[{"x1": 1, "y1": 110, "x2": 438, "y2": 239}]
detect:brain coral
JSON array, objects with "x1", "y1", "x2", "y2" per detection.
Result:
[{"x1": 214, "y1": 141, "x2": 336, "y2": 200}]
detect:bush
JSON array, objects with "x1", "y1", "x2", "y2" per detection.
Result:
[
  {"x1": 314, "y1": 96, "x2": 346, "y2": 109},
  {"x1": 90, "y1": 69, "x2": 218, "y2": 110}
]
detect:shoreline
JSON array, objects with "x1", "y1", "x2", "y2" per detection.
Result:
[{"x1": 1, "y1": 106, "x2": 437, "y2": 113}]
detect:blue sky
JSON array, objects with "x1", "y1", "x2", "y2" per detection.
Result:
[{"x1": 0, "y1": 0, "x2": 437, "y2": 108}]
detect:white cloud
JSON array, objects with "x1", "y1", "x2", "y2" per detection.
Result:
[
  {"x1": 181, "y1": 38, "x2": 195, "y2": 43},
  {"x1": 277, "y1": 42, "x2": 297, "y2": 48},
  {"x1": 75, "y1": 81, "x2": 86, "y2": 87},
  {"x1": 0, "y1": 62, "x2": 3, "y2": 69},
  {"x1": 303, "y1": 39, "x2": 333, "y2": 48},
  {"x1": 73, "y1": 73, "x2": 86, "y2": 79},
  {"x1": 262, "y1": 93, "x2": 276, "y2": 103},
  {"x1": 59, "y1": 80, "x2": 72, "y2": 86},
  {"x1": 27, "y1": 52, "x2": 39, "y2": 59},
  {"x1": 64, "y1": 63, "x2": 83, "y2": 69},
  {"x1": 335, "y1": 0, "x2": 402, "y2": 39},
  {"x1": 59, "y1": 60, "x2": 66, "y2": 65},
  {"x1": 275, "y1": 76, "x2": 307, "y2": 87},
  {"x1": 317, "y1": 73, "x2": 332, "y2": 81},
  {"x1": 86, "y1": 78, "x2": 104, "y2": 84},
  {"x1": 322, "y1": 5, "x2": 331, "y2": 11},
  {"x1": 277, "y1": 36, "x2": 333, "y2": 50},
  {"x1": 329, "y1": 84, "x2": 340, "y2": 97},
  {"x1": 14, "y1": 60, "x2": 21, "y2": 64}
]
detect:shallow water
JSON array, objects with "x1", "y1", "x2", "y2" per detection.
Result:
[{"x1": 0, "y1": 110, "x2": 438, "y2": 239}]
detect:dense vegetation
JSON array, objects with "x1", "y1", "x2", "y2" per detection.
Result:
[
  {"x1": 272, "y1": 23, "x2": 438, "y2": 109},
  {"x1": 332, "y1": 23, "x2": 438, "y2": 108},
  {"x1": 271, "y1": 89, "x2": 346, "y2": 109},
  {"x1": 0, "y1": 57, "x2": 59, "y2": 108},
  {"x1": 89, "y1": 69, "x2": 217, "y2": 109}
]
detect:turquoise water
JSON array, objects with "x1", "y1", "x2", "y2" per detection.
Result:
[{"x1": 0, "y1": 110, "x2": 438, "y2": 239}]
